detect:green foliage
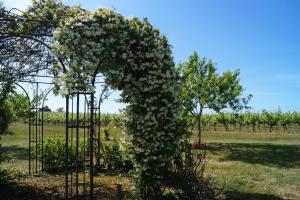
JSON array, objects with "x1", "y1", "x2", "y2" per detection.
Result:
[
  {"x1": 56, "y1": 107, "x2": 64, "y2": 112},
  {"x1": 41, "y1": 138, "x2": 133, "y2": 174},
  {"x1": 100, "y1": 143, "x2": 133, "y2": 175},
  {"x1": 102, "y1": 127, "x2": 110, "y2": 141},
  {"x1": 49, "y1": 5, "x2": 186, "y2": 198},
  {"x1": 6, "y1": 93, "x2": 30, "y2": 121},
  {"x1": 178, "y1": 52, "x2": 218, "y2": 114},
  {"x1": 178, "y1": 51, "x2": 251, "y2": 144},
  {"x1": 41, "y1": 137, "x2": 84, "y2": 172},
  {"x1": 0, "y1": 101, "x2": 14, "y2": 134},
  {"x1": 179, "y1": 51, "x2": 250, "y2": 114},
  {"x1": 165, "y1": 142, "x2": 220, "y2": 200},
  {"x1": 0, "y1": 168, "x2": 27, "y2": 185},
  {"x1": 187, "y1": 110, "x2": 300, "y2": 133},
  {"x1": 112, "y1": 114, "x2": 125, "y2": 128},
  {"x1": 0, "y1": 71, "x2": 16, "y2": 134},
  {"x1": 0, "y1": 92, "x2": 30, "y2": 134},
  {"x1": 41, "y1": 105, "x2": 52, "y2": 112}
]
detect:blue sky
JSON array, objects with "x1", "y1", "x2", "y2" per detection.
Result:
[{"x1": 3, "y1": 0, "x2": 300, "y2": 112}]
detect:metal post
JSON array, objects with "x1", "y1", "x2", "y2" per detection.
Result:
[
  {"x1": 41, "y1": 103, "x2": 44, "y2": 171},
  {"x1": 28, "y1": 114, "x2": 31, "y2": 174},
  {"x1": 116, "y1": 184, "x2": 123, "y2": 200},
  {"x1": 75, "y1": 93, "x2": 80, "y2": 198},
  {"x1": 65, "y1": 95, "x2": 69, "y2": 200},
  {"x1": 83, "y1": 95, "x2": 87, "y2": 196},
  {"x1": 97, "y1": 98, "x2": 101, "y2": 168},
  {"x1": 35, "y1": 83, "x2": 38, "y2": 174},
  {"x1": 71, "y1": 97, "x2": 74, "y2": 197},
  {"x1": 89, "y1": 93, "x2": 94, "y2": 200}
]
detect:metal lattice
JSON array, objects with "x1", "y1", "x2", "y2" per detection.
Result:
[{"x1": 1, "y1": 7, "x2": 110, "y2": 200}]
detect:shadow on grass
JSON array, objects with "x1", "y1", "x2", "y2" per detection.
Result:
[
  {"x1": 226, "y1": 190, "x2": 284, "y2": 200},
  {"x1": 217, "y1": 143, "x2": 300, "y2": 168},
  {"x1": 0, "y1": 145, "x2": 28, "y2": 160},
  {"x1": 0, "y1": 183, "x2": 50, "y2": 200},
  {"x1": 0, "y1": 180, "x2": 131, "y2": 200}
]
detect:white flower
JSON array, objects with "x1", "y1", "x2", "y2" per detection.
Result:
[{"x1": 52, "y1": 7, "x2": 182, "y2": 193}]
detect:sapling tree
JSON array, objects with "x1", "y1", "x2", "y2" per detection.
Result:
[{"x1": 178, "y1": 51, "x2": 251, "y2": 145}]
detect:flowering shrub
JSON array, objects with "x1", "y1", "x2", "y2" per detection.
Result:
[{"x1": 49, "y1": 6, "x2": 186, "y2": 198}]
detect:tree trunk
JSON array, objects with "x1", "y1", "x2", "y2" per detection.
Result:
[
  {"x1": 197, "y1": 115, "x2": 202, "y2": 145},
  {"x1": 195, "y1": 107, "x2": 203, "y2": 146}
]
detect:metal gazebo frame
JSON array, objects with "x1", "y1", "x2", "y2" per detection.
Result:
[{"x1": 1, "y1": 7, "x2": 110, "y2": 199}]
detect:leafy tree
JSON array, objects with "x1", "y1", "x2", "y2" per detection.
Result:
[
  {"x1": 7, "y1": 92, "x2": 31, "y2": 120},
  {"x1": 56, "y1": 107, "x2": 64, "y2": 112},
  {"x1": 41, "y1": 105, "x2": 52, "y2": 112},
  {"x1": 0, "y1": 68, "x2": 15, "y2": 134},
  {"x1": 0, "y1": 101, "x2": 14, "y2": 134},
  {"x1": 179, "y1": 51, "x2": 251, "y2": 144}
]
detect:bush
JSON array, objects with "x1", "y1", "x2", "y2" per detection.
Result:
[
  {"x1": 41, "y1": 138, "x2": 133, "y2": 174},
  {"x1": 164, "y1": 142, "x2": 221, "y2": 200},
  {"x1": 100, "y1": 142, "x2": 133, "y2": 175},
  {"x1": 103, "y1": 127, "x2": 110, "y2": 141},
  {"x1": 0, "y1": 102, "x2": 14, "y2": 134},
  {"x1": 0, "y1": 168, "x2": 27, "y2": 185},
  {"x1": 41, "y1": 138, "x2": 85, "y2": 172}
]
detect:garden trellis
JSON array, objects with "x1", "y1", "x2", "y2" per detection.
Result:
[
  {"x1": 1, "y1": 6, "x2": 110, "y2": 199},
  {"x1": 0, "y1": 2, "x2": 185, "y2": 199}
]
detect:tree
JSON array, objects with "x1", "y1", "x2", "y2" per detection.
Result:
[
  {"x1": 179, "y1": 51, "x2": 251, "y2": 145},
  {"x1": 7, "y1": 92, "x2": 31, "y2": 120},
  {"x1": 41, "y1": 105, "x2": 52, "y2": 112},
  {"x1": 0, "y1": 67, "x2": 15, "y2": 134},
  {"x1": 56, "y1": 107, "x2": 64, "y2": 112}
]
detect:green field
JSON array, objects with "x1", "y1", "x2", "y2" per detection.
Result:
[{"x1": 1, "y1": 123, "x2": 300, "y2": 199}]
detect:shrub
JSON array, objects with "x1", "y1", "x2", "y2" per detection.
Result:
[
  {"x1": 0, "y1": 168, "x2": 27, "y2": 185},
  {"x1": 100, "y1": 142, "x2": 133, "y2": 175},
  {"x1": 0, "y1": 102, "x2": 14, "y2": 134},
  {"x1": 42, "y1": 138, "x2": 133, "y2": 174},
  {"x1": 41, "y1": 138, "x2": 85, "y2": 172},
  {"x1": 103, "y1": 127, "x2": 110, "y2": 141},
  {"x1": 164, "y1": 142, "x2": 221, "y2": 200}
]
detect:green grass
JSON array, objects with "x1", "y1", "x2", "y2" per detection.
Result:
[
  {"x1": 198, "y1": 131, "x2": 300, "y2": 200},
  {"x1": 1, "y1": 123, "x2": 300, "y2": 199}
]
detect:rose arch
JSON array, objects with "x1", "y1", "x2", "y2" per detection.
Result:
[{"x1": 52, "y1": 8, "x2": 185, "y2": 198}]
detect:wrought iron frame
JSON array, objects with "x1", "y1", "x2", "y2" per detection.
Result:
[{"x1": 1, "y1": 7, "x2": 110, "y2": 199}]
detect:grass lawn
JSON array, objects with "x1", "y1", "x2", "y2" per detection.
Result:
[
  {"x1": 1, "y1": 123, "x2": 300, "y2": 199},
  {"x1": 200, "y1": 131, "x2": 300, "y2": 200}
]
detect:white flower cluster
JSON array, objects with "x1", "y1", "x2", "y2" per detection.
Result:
[{"x1": 51, "y1": 7, "x2": 183, "y2": 196}]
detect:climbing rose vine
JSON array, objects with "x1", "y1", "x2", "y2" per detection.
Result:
[{"x1": 52, "y1": 7, "x2": 185, "y2": 198}]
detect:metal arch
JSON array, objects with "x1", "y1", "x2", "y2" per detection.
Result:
[
  {"x1": 96, "y1": 85, "x2": 109, "y2": 167},
  {"x1": 98, "y1": 85, "x2": 109, "y2": 108},
  {"x1": 41, "y1": 86, "x2": 55, "y2": 109},
  {"x1": 12, "y1": 82, "x2": 33, "y2": 173},
  {"x1": 0, "y1": 8, "x2": 68, "y2": 73},
  {"x1": 14, "y1": 82, "x2": 31, "y2": 107},
  {"x1": 12, "y1": 83, "x2": 34, "y2": 173},
  {"x1": 40, "y1": 86, "x2": 55, "y2": 171},
  {"x1": 2, "y1": 34, "x2": 68, "y2": 73},
  {"x1": 1, "y1": 8, "x2": 111, "y2": 199},
  {"x1": 7, "y1": 8, "x2": 26, "y2": 16},
  {"x1": 12, "y1": 82, "x2": 53, "y2": 174}
]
